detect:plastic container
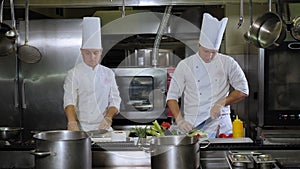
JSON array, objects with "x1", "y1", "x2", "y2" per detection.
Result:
[{"x1": 232, "y1": 115, "x2": 244, "y2": 138}]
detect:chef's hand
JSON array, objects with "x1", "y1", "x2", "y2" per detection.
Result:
[
  {"x1": 177, "y1": 119, "x2": 193, "y2": 134},
  {"x1": 67, "y1": 121, "x2": 80, "y2": 131},
  {"x1": 98, "y1": 117, "x2": 112, "y2": 130},
  {"x1": 210, "y1": 104, "x2": 222, "y2": 119}
]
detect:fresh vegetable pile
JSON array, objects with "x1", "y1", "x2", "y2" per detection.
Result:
[
  {"x1": 132, "y1": 120, "x2": 208, "y2": 138},
  {"x1": 186, "y1": 129, "x2": 208, "y2": 138},
  {"x1": 146, "y1": 120, "x2": 208, "y2": 138},
  {"x1": 132, "y1": 126, "x2": 148, "y2": 138},
  {"x1": 147, "y1": 120, "x2": 171, "y2": 136}
]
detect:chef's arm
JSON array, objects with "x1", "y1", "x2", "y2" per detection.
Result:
[
  {"x1": 98, "y1": 106, "x2": 118, "y2": 130},
  {"x1": 64, "y1": 105, "x2": 80, "y2": 131},
  {"x1": 65, "y1": 105, "x2": 77, "y2": 122},
  {"x1": 167, "y1": 100, "x2": 184, "y2": 122},
  {"x1": 217, "y1": 90, "x2": 248, "y2": 106},
  {"x1": 104, "y1": 106, "x2": 118, "y2": 120},
  {"x1": 167, "y1": 99, "x2": 193, "y2": 133}
]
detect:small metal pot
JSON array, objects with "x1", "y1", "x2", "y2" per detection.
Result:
[
  {"x1": 0, "y1": 127, "x2": 23, "y2": 140},
  {"x1": 31, "y1": 130, "x2": 92, "y2": 169}
]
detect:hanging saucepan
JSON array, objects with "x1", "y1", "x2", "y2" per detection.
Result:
[
  {"x1": 244, "y1": 0, "x2": 286, "y2": 49},
  {"x1": 0, "y1": 0, "x2": 15, "y2": 57},
  {"x1": 280, "y1": 1, "x2": 300, "y2": 42},
  {"x1": 290, "y1": 16, "x2": 300, "y2": 41},
  {"x1": 18, "y1": 0, "x2": 42, "y2": 63}
]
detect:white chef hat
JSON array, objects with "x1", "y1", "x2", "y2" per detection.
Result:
[
  {"x1": 199, "y1": 13, "x2": 228, "y2": 50},
  {"x1": 81, "y1": 17, "x2": 102, "y2": 49}
]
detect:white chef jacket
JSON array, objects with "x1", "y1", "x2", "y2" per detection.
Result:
[
  {"x1": 63, "y1": 63, "x2": 121, "y2": 131},
  {"x1": 167, "y1": 53, "x2": 249, "y2": 136}
]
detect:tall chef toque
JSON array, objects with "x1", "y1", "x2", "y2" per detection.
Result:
[
  {"x1": 199, "y1": 13, "x2": 228, "y2": 50},
  {"x1": 81, "y1": 17, "x2": 102, "y2": 49}
]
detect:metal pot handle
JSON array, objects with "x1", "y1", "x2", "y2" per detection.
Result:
[
  {"x1": 137, "y1": 137, "x2": 154, "y2": 153},
  {"x1": 30, "y1": 150, "x2": 55, "y2": 157},
  {"x1": 288, "y1": 42, "x2": 300, "y2": 50},
  {"x1": 197, "y1": 139, "x2": 210, "y2": 152}
]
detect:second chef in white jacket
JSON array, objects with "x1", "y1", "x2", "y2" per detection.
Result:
[
  {"x1": 167, "y1": 13, "x2": 249, "y2": 138},
  {"x1": 63, "y1": 17, "x2": 121, "y2": 131}
]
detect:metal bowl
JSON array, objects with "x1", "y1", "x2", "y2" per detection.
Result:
[{"x1": 0, "y1": 127, "x2": 23, "y2": 140}]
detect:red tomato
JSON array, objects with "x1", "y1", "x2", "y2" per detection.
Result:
[
  {"x1": 161, "y1": 122, "x2": 171, "y2": 129},
  {"x1": 218, "y1": 133, "x2": 227, "y2": 138},
  {"x1": 195, "y1": 134, "x2": 201, "y2": 138},
  {"x1": 227, "y1": 133, "x2": 233, "y2": 138}
]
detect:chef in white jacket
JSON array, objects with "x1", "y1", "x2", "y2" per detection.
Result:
[
  {"x1": 63, "y1": 17, "x2": 121, "y2": 131},
  {"x1": 167, "y1": 13, "x2": 249, "y2": 138}
]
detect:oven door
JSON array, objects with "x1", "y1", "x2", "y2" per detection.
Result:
[
  {"x1": 264, "y1": 41, "x2": 300, "y2": 127},
  {"x1": 112, "y1": 68, "x2": 167, "y2": 124}
]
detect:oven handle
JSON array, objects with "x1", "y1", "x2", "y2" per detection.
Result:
[{"x1": 288, "y1": 42, "x2": 300, "y2": 49}]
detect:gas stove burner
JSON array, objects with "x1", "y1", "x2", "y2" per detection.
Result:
[{"x1": 0, "y1": 137, "x2": 36, "y2": 148}]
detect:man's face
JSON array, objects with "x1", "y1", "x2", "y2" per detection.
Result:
[
  {"x1": 80, "y1": 48, "x2": 103, "y2": 68},
  {"x1": 198, "y1": 45, "x2": 218, "y2": 63}
]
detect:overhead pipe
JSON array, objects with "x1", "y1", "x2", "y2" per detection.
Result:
[{"x1": 152, "y1": 5, "x2": 172, "y2": 67}]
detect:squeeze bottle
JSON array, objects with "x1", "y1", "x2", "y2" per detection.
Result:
[{"x1": 232, "y1": 115, "x2": 244, "y2": 138}]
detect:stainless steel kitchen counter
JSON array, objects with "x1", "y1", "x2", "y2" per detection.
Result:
[
  {"x1": 91, "y1": 138, "x2": 253, "y2": 169},
  {"x1": 1, "y1": 137, "x2": 300, "y2": 169}
]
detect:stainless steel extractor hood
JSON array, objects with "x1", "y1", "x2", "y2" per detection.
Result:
[{"x1": 10, "y1": 0, "x2": 267, "y2": 8}]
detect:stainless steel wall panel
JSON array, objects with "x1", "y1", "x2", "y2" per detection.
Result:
[
  {"x1": 17, "y1": 19, "x2": 82, "y2": 130},
  {"x1": 0, "y1": 52, "x2": 19, "y2": 126}
]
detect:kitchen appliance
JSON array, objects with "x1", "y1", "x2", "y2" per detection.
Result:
[
  {"x1": 255, "y1": 40, "x2": 300, "y2": 144},
  {"x1": 112, "y1": 67, "x2": 167, "y2": 125},
  {"x1": 260, "y1": 41, "x2": 300, "y2": 127}
]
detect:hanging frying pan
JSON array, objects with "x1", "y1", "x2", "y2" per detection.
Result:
[{"x1": 18, "y1": 0, "x2": 42, "y2": 63}]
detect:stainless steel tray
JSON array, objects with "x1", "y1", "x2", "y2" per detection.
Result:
[{"x1": 252, "y1": 154, "x2": 276, "y2": 164}]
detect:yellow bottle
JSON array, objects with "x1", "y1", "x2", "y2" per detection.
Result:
[{"x1": 232, "y1": 115, "x2": 244, "y2": 138}]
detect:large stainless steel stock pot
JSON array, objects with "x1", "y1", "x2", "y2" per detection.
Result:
[{"x1": 31, "y1": 130, "x2": 91, "y2": 169}]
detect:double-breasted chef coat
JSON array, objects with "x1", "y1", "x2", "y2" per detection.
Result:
[
  {"x1": 63, "y1": 62, "x2": 121, "y2": 131},
  {"x1": 167, "y1": 52, "x2": 249, "y2": 138}
]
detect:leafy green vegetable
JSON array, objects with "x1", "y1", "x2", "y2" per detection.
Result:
[
  {"x1": 146, "y1": 120, "x2": 166, "y2": 136},
  {"x1": 132, "y1": 126, "x2": 148, "y2": 138},
  {"x1": 152, "y1": 120, "x2": 163, "y2": 135},
  {"x1": 186, "y1": 129, "x2": 208, "y2": 138}
]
